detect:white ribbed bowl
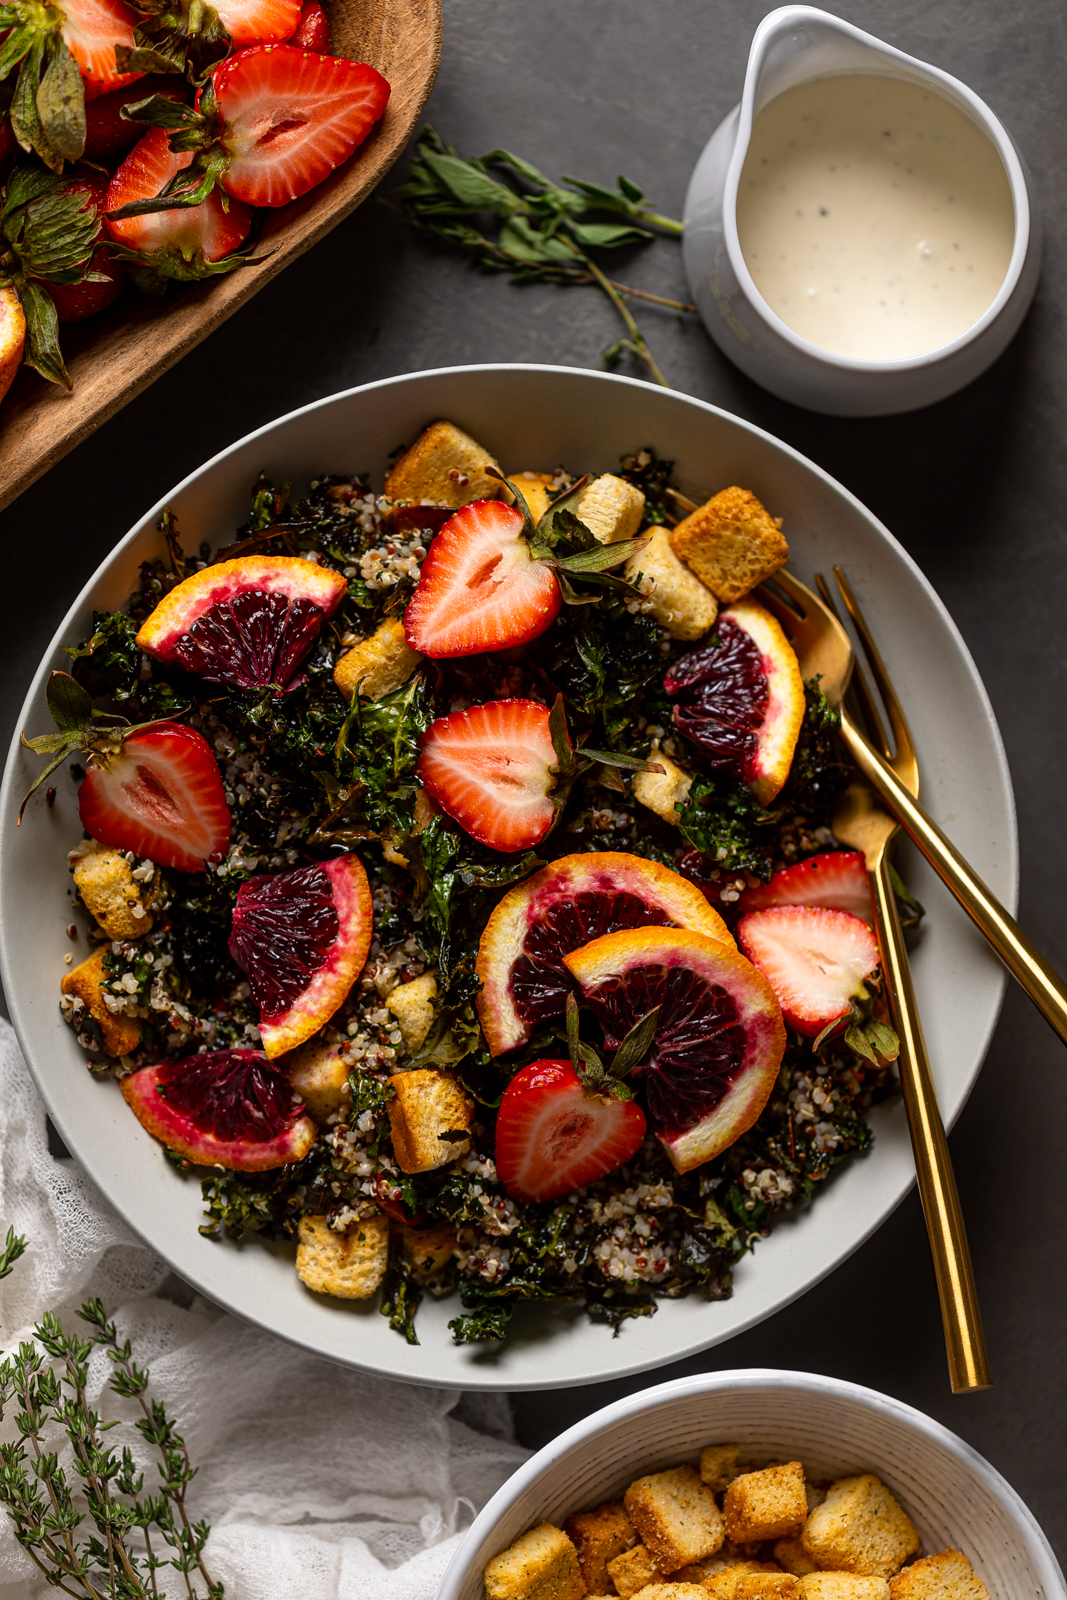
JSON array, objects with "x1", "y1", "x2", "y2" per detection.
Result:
[{"x1": 439, "y1": 1371, "x2": 1064, "y2": 1600}]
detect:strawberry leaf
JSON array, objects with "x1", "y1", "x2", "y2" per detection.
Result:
[
  {"x1": 35, "y1": 37, "x2": 85, "y2": 164},
  {"x1": 566, "y1": 991, "x2": 606, "y2": 1087},
  {"x1": 10, "y1": 38, "x2": 63, "y2": 172},
  {"x1": 578, "y1": 747, "x2": 664, "y2": 774},
  {"x1": 609, "y1": 1004, "x2": 661, "y2": 1080},
  {"x1": 19, "y1": 277, "x2": 69, "y2": 386},
  {"x1": 46, "y1": 670, "x2": 93, "y2": 734},
  {"x1": 551, "y1": 534, "x2": 649, "y2": 575}
]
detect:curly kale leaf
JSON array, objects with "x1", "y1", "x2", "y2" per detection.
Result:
[
  {"x1": 66, "y1": 610, "x2": 183, "y2": 718},
  {"x1": 617, "y1": 447, "x2": 675, "y2": 524},
  {"x1": 348, "y1": 1068, "x2": 396, "y2": 1158},
  {"x1": 552, "y1": 604, "x2": 663, "y2": 732},
  {"x1": 336, "y1": 671, "x2": 434, "y2": 835},
  {"x1": 191, "y1": 1157, "x2": 312, "y2": 1241},
  {"x1": 448, "y1": 1293, "x2": 515, "y2": 1344},
  {"x1": 777, "y1": 679, "x2": 850, "y2": 816},
  {"x1": 676, "y1": 772, "x2": 773, "y2": 879},
  {"x1": 380, "y1": 1256, "x2": 422, "y2": 1345}
]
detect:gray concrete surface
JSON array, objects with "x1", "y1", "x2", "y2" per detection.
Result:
[{"x1": 0, "y1": 0, "x2": 1064, "y2": 1564}]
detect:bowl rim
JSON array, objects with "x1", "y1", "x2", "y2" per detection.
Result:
[{"x1": 438, "y1": 1368, "x2": 1067, "y2": 1600}]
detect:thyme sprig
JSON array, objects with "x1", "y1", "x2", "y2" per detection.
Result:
[
  {"x1": 0, "y1": 1250, "x2": 222, "y2": 1600},
  {"x1": 395, "y1": 125, "x2": 694, "y2": 387}
]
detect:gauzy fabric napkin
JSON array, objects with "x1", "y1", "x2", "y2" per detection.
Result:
[{"x1": 0, "y1": 1019, "x2": 528, "y2": 1599}]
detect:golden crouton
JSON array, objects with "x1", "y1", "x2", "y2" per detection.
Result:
[
  {"x1": 625, "y1": 528, "x2": 718, "y2": 641},
  {"x1": 802, "y1": 1478, "x2": 919, "y2": 1579},
  {"x1": 385, "y1": 420, "x2": 504, "y2": 507},
  {"x1": 631, "y1": 1586, "x2": 709, "y2": 1600},
  {"x1": 387, "y1": 971, "x2": 438, "y2": 1052},
  {"x1": 700, "y1": 1445, "x2": 741, "y2": 1493},
  {"x1": 511, "y1": 470, "x2": 558, "y2": 523},
  {"x1": 400, "y1": 1219, "x2": 457, "y2": 1278},
  {"x1": 295, "y1": 1213, "x2": 389, "y2": 1299},
  {"x1": 578, "y1": 474, "x2": 646, "y2": 544},
  {"x1": 484, "y1": 1523, "x2": 586, "y2": 1600},
  {"x1": 798, "y1": 1579, "x2": 889, "y2": 1600},
  {"x1": 625, "y1": 1466, "x2": 725, "y2": 1573},
  {"x1": 669, "y1": 487, "x2": 788, "y2": 602},
  {"x1": 61, "y1": 949, "x2": 141, "y2": 1058},
  {"x1": 565, "y1": 1501, "x2": 639, "y2": 1594},
  {"x1": 772, "y1": 1541, "x2": 818, "y2": 1578},
  {"x1": 725, "y1": 1463, "x2": 807, "y2": 1544},
  {"x1": 632, "y1": 749, "x2": 692, "y2": 826},
  {"x1": 334, "y1": 618, "x2": 422, "y2": 702},
  {"x1": 288, "y1": 1039, "x2": 350, "y2": 1123},
  {"x1": 888, "y1": 1552, "x2": 988, "y2": 1600},
  {"x1": 704, "y1": 1568, "x2": 796, "y2": 1600},
  {"x1": 72, "y1": 841, "x2": 154, "y2": 940},
  {"x1": 387, "y1": 1068, "x2": 472, "y2": 1173},
  {"x1": 609, "y1": 1545, "x2": 664, "y2": 1598}
]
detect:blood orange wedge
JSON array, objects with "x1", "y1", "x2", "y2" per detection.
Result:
[
  {"x1": 228, "y1": 854, "x2": 373, "y2": 1058},
  {"x1": 136, "y1": 555, "x2": 347, "y2": 694},
  {"x1": 475, "y1": 851, "x2": 733, "y2": 1057},
  {"x1": 665, "y1": 596, "x2": 805, "y2": 806},
  {"x1": 122, "y1": 1049, "x2": 316, "y2": 1170},
  {"x1": 563, "y1": 927, "x2": 785, "y2": 1174}
]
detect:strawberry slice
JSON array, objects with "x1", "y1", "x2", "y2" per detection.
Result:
[
  {"x1": 78, "y1": 723, "x2": 232, "y2": 872},
  {"x1": 739, "y1": 850, "x2": 873, "y2": 922},
  {"x1": 290, "y1": 0, "x2": 331, "y2": 50},
  {"x1": 212, "y1": 44, "x2": 391, "y2": 207},
  {"x1": 417, "y1": 698, "x2": 566, "y2": 853},
  {"x1": 494, "y1": 1059, "x2": 647, "y2": 1203},
  {"x1": 404, "y1": 500, "x2": 562, "y2": 657},
  {"x1": 106, "y1": 128, "x2": 253, "y2": 269},
  {"x1": 213, "y1": 0, "x2": 302, "y2": 46},
  {"x1": 59, "y1": 0, "x2": 140, "y2": 95},
  {"x1": 737, "y1": 905, "x2": 880, "y2": 1037}
]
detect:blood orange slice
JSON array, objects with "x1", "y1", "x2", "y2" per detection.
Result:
[
  {"x1": 563, "y1": 927, "x2": 785, "y2": 1173},
  {"x1": 665, "y1": 596, "x2": 804, "y2": 805},
  {"x1": 122, "y1": 1049, "x2": 317, "y2": 1170},
  {"x1": 475, "y1": 851, "x2": 733, "y2": 1057},
  {"x1": 228, "y1": 854, "x2": 373, "y2": 1058},
  {"x1": 136, "y1": 554, "x2": 347, "y2": 694}
]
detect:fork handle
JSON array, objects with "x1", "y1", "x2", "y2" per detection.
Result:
[
  {"x1": 870, "y1": 851, "x2": 992, "y2": 1394},
  {"x1": 840, "y1": 710, "x2": 1067, "y2": 1047}
]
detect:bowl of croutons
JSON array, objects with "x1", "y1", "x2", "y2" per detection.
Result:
[{"x1": 440, "y1": 1370, "x2": 1064, "y2": 1600}]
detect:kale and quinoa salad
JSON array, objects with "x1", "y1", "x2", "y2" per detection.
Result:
[{"x1": 29, "y1": 419, "x2": 911, "y2": 1346}]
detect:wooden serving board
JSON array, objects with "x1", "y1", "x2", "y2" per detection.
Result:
[{"x1": 0, "y1": 0, "x2": 442, "y2": 512}]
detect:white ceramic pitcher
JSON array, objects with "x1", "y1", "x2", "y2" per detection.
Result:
[{"x1": 682, "y1": 6, "x2": 1041, "y2": 416}]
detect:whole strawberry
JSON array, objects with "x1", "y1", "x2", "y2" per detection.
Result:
[{"x1": 44, "y1": 170, "x2": 124, "y2": 322}]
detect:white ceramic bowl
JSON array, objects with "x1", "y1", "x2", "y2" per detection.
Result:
[
  {"x1": 439, "y1": 1370, "x2": 1066, "y2": 1600},
  {"x1": 683, "y1": 7, "x2": 1042, "y2": 415},
  {"x1": 0, "y1": 365, "x2": 1017, "y2": 1388}
]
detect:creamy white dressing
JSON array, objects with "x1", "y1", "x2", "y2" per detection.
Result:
[{"x1": 736, "y1": 73, "x2": 1015, "y2": 361}]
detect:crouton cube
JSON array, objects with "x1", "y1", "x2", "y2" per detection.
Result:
[
  {"x1": 484, "y1": 1523, "x2": 586, "y2": 1600},
  {"x1": 334, "y1": 618, "x2": 422, "y2": 702},
  {"x1": 772, "y1": 1541, "x2": 818, "y2": 1578},
  {"x1": 565, "y1": 1501, "x2": 639, "y2": 1594},
  {"x1": 625, "y1": 528, "x2": 718, "y2": 641},
  {"x1": 669, "y1": 487, "x2": 788, "y2": 602},
  {"x1": 888, "y1": 1551, "x2": 988, "y2": 1600},
  {"x1": 700, "y1": 1445, "x2": 741, "y2": 1493},
  {"x1": 802, "y1": 1478, "x2": 919, "y2": 1579},
  {"x1": 385, "y1": 420, "x2": 504, "y2": 507},
  {"x1": 387, "y1": 971, "x2": 438, "y2": 1053},
  {"x1": 289, "y1": 1040, "x2": 350, "y2": 1123},
  {"x1": 725, "y1": 1463, "x2": 807, "y2": 1544},
  {"x1": 704, "y1": 1565, "x2": 796, "y2": 1600},
  {"x1": 632, "y1": 749, "x2": 693, "y2": 827},
  {"x1": 72, "y1": 841, "x2": 154, "y2": 940},
  {"x1": 295, "y1": 1213, "x2": 389, "y2": 1299},
  {"x1": 387, "y1": 1068, "x2": 472, "y2": 1172},
  {"x1": 578, "y1": 474, "x2": 646, "y2": 545},
  {"x1": 511, "y1": 471, "x2": 558, "y2": 523},
  {"x1": 61, "y1": 949, "x2": 141, "y2": 1058},
  {"x1": 609, "y1": 1548, "x2": 665, "y2": 1599},
  {"x1": 625, "y1": 1466, "x2": 725, "y2": 1572},
  {"x1": 400, "y1": 1219, "x2": 457, "y2": 1278},
  {"x1": 798, "y1": 1578, "x2": 889, "y2": 1600},
  {"x1": 414, "y1": 786, "x2": 438, "y2": 832},
  {"x1": 632, "y1": 1586, "x2": 709, "y2": 1600}
]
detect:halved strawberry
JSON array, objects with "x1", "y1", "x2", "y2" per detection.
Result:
[
  {"x1": 106, "y1": 128, "x2": 253, "y2": 273},
  {"x1": 417, "y1": 698, "x2": 566, "y2": 853},
  {"x1": 213, "y1": 0, "x2": 302, "y2": 46},
  {"x1": 737, "y1": 905, "x2": 880, "y2": 1038},
  {"x1": 78, "y1": 722, "x2": 232, "y2": 872},
  {"x1": 739, "y1": 850, "x2": 873, "y2": 921},
  {"x1": 212, "y1": 44, "x2": 390, "y2": 207},
  {"x1": 59, "y1": 0, "x2": 140, "y2": 95},
  {"x1": 290, "y1": 0, "x2": 331, "y2": 50},
  {"x1": 494, "y1": 1059, "x2": 647, "y2": 1203},
  {"x1": 404, "y1": 500, "x2": 562, "y2": 658}
]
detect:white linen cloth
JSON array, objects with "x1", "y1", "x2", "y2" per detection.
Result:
[{"x1": 0, "y1": 1020, "x2": 528, "y2": 1599}]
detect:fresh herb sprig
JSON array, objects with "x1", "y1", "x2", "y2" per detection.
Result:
[{"x1": 395, "y1": 126, "x2": 694, "y2": 387}]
